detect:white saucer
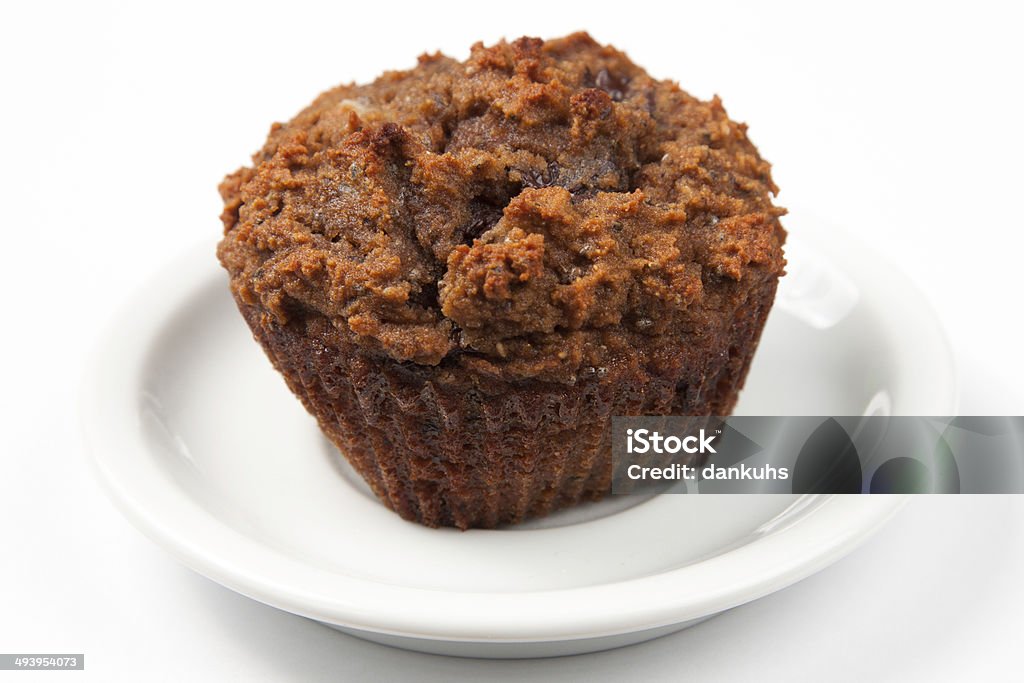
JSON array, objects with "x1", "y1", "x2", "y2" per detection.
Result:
[{"x1": 82, "y1": 214, "x2": 956, "y2": 658}]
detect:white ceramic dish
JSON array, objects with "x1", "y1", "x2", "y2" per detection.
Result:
[{"x1": 82, "y1": 215, "x2": 956, "y2": 658}]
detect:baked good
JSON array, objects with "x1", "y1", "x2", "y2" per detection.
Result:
[{"x1": 217, "y1": 32, "x2": 786, "y2": 529}]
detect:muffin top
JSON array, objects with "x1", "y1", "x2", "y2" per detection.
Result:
[{"x1": 218, "y1": 33, "x2": 786, "y2": 383}]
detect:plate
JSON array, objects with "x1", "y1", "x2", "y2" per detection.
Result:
[{"x1": 82, "y1": 214, "x2": 957, "y2": 658}]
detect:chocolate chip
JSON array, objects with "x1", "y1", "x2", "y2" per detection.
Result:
[
  {"x1": 594, "y1": 68, "x2": 628, "y2": 102},
  {"x1": 521, "y1": 161, "x2": 560, "y2": 189},
  {"x1": 461, "y1": 197, "x2": 505, "y2": 244}
]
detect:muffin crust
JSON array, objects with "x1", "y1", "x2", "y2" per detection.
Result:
[{"x1": 218, "y1": 32, "x2": 786, "y2": 384}]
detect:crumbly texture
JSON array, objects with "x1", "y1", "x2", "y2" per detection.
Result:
[
  {"x1": 218, "y1": 33, "x2": 786, "y2": 384},
  {"x1": 217, "y1": 33, "x2": 786, "y2": 528}
]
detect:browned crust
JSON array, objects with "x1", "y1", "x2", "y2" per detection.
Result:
[{"x1": 217, "y1": 33, "x2": 786, "y2": 383}]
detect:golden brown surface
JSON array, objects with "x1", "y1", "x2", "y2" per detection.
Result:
[
  {"x1": 217, "y1": 33, "x2": 787, "y2": 528},
  {"x1": 218, "y1": 33, "x2": 785, "y2": 383}
]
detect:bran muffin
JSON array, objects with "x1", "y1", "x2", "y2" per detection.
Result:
[{"x1": 217, "y1": 32, "x2": 786, "y2": 529}]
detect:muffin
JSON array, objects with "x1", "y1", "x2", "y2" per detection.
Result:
[{"x1": 217, "y1": 33, "x2": 786, "y2": 529}]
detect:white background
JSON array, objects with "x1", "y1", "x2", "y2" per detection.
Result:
[{"x1": 2, "y1": 1, "x2": 1023, "y2": 680}]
